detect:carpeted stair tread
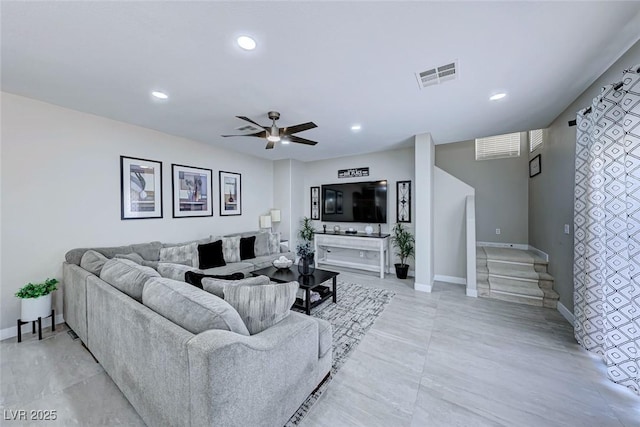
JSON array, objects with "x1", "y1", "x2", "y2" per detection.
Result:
[
  {"x1": 489, "y1": 277, "x2": 544, "y2": 297},
  {"x1": 483, "y1": 247, "x2": 547, "y2": 264}
]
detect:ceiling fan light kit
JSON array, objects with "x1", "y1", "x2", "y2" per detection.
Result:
[{"x1": 221, "y1": 111, "x2": 319, "y2": 150}]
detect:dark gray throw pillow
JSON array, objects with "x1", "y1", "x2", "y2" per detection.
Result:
[{"x1": 197, "y1": 240, "x2": 226, "y2": 269}]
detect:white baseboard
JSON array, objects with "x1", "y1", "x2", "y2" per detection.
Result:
[
  {"x1": 477, "y1": 241, "x2": 529, "y2": 250},
  {"x1": 433, "y1": 274, "x2": 466, "y2": 285},
  {"x1": 0, "y1": 314, "x2": 65, "y2": 341},
  {"x1": 466, "y1": 289, "x2": 478, "y2": 297},
  {"x1": 527, "y1": 245, "x2": 549, "y2": 262},
  {"x1": 414, "y1": 282, "x2": 433, "y2": 293},
  {"x1": 557, "y1": 301, "x2": 574, "y2": 327}
]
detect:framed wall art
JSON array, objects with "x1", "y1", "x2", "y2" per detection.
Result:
[
  {"x1": 396, "y1": 180, "x2": 411, "y2": 223},
  {"x1": 172, "y1": 164, "x2": 213, "y2": 218},
  {"x1": 310, "y1": 186, "x2": 320, "y2": 220},
  {"x1": 219, "y1": 171, "x2": 242, "y2": 216},
  {"x1": 529, "y1": 154, "x2": 541, "y2": 177},
  {"x1": 120, "y1": 156, "x2": 163, "y2": 220}
]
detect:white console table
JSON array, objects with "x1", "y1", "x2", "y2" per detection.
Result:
[{"x1": 314, "y1": 232, "x2": 390, "y2": 278}]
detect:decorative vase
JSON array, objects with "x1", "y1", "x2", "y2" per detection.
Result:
[
  {"x1": 365, "y1": 225, "x2": 374, "y2": 235},
  {"x1": 298, "y1": 253, "x2": 316, "y2": 276},
  {"x1": 394, "y1": 263, "x2": 409, "y2": 279},
  {"x1": 20, "y1": 293, "x2": 52, "y2": 321},
  {"x1": 333, "y1": 225, "x2": 340, "y2": 233}
]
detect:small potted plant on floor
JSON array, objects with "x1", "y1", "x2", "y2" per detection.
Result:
[
  {"x1": 15, "y1": 278, "x2": 58, "y2": 321},
  {"x1": 391, "y1": 223, "x2": 414, "y2": 279},
  {"x1": 297, "y1": 217, "x2": 316, "y2": 276}
]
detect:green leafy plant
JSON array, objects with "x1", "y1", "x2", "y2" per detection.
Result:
[
  {"x1": 391, "y1": 223, "x2": 415, "y2": 267},
  {"x1": 297, "y1": 217, "x2": 315, "y2": 256},
  {"x1": 15, "y1": 278, "x2": 58, "y2": 299}
]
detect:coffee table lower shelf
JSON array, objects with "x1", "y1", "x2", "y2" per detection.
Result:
[{"x1": 293, "y1": 285, "x2": 332, "y2": 313}]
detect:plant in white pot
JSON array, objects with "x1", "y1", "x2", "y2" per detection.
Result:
[
  {"x1": 391, "y1": 223, "x2": 415, "y2": 279},
  {"x1": 15, "y1": 278, "x2": 58, "y2": 321}
]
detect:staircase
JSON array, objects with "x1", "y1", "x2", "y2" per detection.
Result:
[{"x1": 476, "y1": 247, "x2": 559, "y2": 308}]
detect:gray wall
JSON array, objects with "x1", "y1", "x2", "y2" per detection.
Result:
[
  {"x1": 435, "y1": 135, "x2": 529, "y2": 244},
  {"x1": 529, "y1": 39, "x2": 640, "y2": 313}
]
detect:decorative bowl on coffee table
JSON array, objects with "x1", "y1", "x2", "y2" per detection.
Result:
[{"x1": 272, "y1": 258, "x2": 293, "y2": 270}]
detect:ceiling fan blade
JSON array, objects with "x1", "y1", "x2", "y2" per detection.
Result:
[
  {"x1": 281, "y1": 122, "x2": 317, "y2": 136},
  {"x1": 288, "y1": 135, "x2": 318, "y2": 146},
  {"x1": 265, "y1": 140, "x2": 275, "y2": 150},
  {"x1": 236, "y1": 116, "x2": 267, "y2": 129},
  {"x1": 221, "y1": 130, "x2": 267, "y2": 138}
]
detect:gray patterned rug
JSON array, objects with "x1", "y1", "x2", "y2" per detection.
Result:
[{"x1": 285, "y1": 281, "x2": 395, "y2": 426}]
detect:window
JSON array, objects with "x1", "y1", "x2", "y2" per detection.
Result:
[
  {"x1": 475, "y1": 132, "x2": 521, "y2": 160},
  {"x1": 529, "y1": 129, "x2": 544, "y2": 152}
]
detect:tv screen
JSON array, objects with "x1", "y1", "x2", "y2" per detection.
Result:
[{"x1": 321, "y1": 180, "x2": 387, "y2": 223}]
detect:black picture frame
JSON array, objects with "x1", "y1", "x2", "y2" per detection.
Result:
[
  {"x1": 120, "y1": 156, "x2": 163, "y2": 220},
  {"x1": 310, "y1": 186, "x2": 320, "y2": 220},
  {"x1": 396, "y1": 180, "x2": 411, "y2": 223},
  {"x1": 219, "y1": 171, "x2": 242, "y2": 216},
  {"x1": 529, "y1": 154, "x2": 541, "y2": 177},
  {"x1": 171, "y1": 164, "x2": 213, "y2": 218}
]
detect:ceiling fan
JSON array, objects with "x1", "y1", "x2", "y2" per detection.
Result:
[{"x1": 222, "y1": 111, "x2": 318, "y2": 149}]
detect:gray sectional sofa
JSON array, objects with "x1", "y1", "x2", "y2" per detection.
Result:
[{"x1": 62, "y1": 231, "x2": 332, "y2": 427}]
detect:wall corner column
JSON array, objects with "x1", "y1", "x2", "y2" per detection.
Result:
[{"x1": 414, "y1": 133, "x2": 434, "y2": 292}]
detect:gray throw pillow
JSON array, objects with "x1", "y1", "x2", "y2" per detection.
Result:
[
  {"x1": 268, "y1": 232, "x2": 281, "y2": 255},
  {"x1": 202, "y1": 275, "x2": 270, "y2": 299},
  {"x1": 254, "y1": 233, "x2": 270, "y2": 257},
  {"x1": 100, "y1": 258, "x2": 160, "y2": 302},
  {"x1": 80, "y1": 250, "x2": 109, "y2": 276},
  {"x1": 224, "y1": 280, "x2": 299, "y2": 335},
  {"x1": 142, "y1": 278, "x2": 250, "y2": 336},
  {"x1": 159, "y1": 242, "x2": 198, "y2": 267},
  {"x1": 222, "y1": 236, "x2": 241, "y2": 263},
  {"x1": 115, "y1": 252, "x2": 159, "y2": 269}
]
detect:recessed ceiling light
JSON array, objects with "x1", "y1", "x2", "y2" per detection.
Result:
[
  {"x1": 237, "y1": 36, "x2": 256, "y2": 50},
  {"x1": 151, "y1": 91, "x2": 168, "y2": 100},
  {"x1": 281, "y1": 138, "x2": 290, "y2": 145},
  {"x1": 351, "y1": 124, "x2": 362, "y2": 131},
  {"x1": 489, "y1": 93, "x2": 507, "y2": 101}
]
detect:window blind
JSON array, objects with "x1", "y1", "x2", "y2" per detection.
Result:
[
  {"x1": 475, "y1": 132, "x2": 521, "y2": 160},
  {"x1": 529, "y1": 129, "x2": 544, "y2": 152}
]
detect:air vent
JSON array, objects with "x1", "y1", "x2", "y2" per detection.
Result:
[
  {"x1": 416, "y1": 60, "x2": 458, "y2": 89},
  {"x1": 236, "y1": 124, "x2": 261, "y2": 133}
]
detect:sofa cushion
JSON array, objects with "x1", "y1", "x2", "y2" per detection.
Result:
[
  {"x1": 224, "y1": 280, "x2": 298, "y2": 335},
  {"x1": 130, "y1": 241, "x2": 162, "y2": 261},
  {"x1": 157, "y1": 262, "x2": 201, "y2": 282},
  {"x1": 80, "y1": 250, "x2": 109, "y2": 276},
  {"x1": 184, "y1": 271, "x2": 245, "y2": 289},
  {"x1": 142, "y1": 278, "x2": 250, "y2": 336},
  {"x1": 197, "y1": 240, "x2": 226, "y2": 269},
  {"x1": 222, "y1": 236, "x2": 241, "y2": 263},
  {"x1": 254, "y1": 232, "x2": 270, "y2": 257},
  {"x1": 268, "y1": 232, "x2": 281, "y2": 255},
  {"x1": 100, "y1": 258, "x2": 160, "y2": 302},
  {"x1": 200, "y1": 262, "x2": 255, "y2": 276},
  {"x1": 115, "y1": 252, "x2": 159, "y2": 269},
  {"x1": 202, "y1": 275, "x2": 269, "y2": 299},
  {"x1": 65, "y1": 245, "x2": 133, "y2": 266},
  {"x1": 160, "y1": 242, "x2": 198, "y2": 267},
  {"x1": 240, "y1": 236, "x2": 256, "y2": 260}
]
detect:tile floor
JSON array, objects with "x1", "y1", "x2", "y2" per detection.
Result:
[{"x1": 1, "y1": 270, "x2": 638, "y2": 426}]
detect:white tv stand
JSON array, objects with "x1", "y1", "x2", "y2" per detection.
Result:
[{"x1": 314, "y1": 232, "x2": 390, "y2": 278}]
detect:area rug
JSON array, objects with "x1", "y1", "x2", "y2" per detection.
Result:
[{"x1": 285, "y1": 281, "x2": 395, "y2": 426}]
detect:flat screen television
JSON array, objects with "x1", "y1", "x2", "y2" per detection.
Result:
[{"x1": 321, "y1": 180, "x2": 387, "y2": 223}]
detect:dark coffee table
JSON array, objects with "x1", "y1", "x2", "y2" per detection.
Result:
[{"x1": 250, "y1": 266, "x2": 339, "y2": 315}]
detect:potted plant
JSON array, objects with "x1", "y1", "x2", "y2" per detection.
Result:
[
  {"x1": 15, "y1": 278, "x2": 58, "y2": 321},
  {"x1": 391, "y1": 223, "x2": 415, "y2": 279},
  {"x1": 296, "y1": 217, "x2": 316, "y2": 276}
]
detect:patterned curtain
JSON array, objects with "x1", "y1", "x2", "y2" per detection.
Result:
[{"x1": 574, "y1": 64, "x2": 640, "y2": 394}]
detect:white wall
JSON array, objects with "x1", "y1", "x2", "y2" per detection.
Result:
[
  {"x1": 301, "y1": 147, "x2": 415, "y2": 265},
  {"x1": 434, "y1": 167, "x2": 475, "y2": 280},
  {"x1": 1, "y1": 93, "x2": 274, "y2": 331},
  {"x1": 435, "y1": 135, "x2": 529, "y2": 245}
]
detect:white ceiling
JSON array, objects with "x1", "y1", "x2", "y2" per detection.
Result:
[{"x1": 2, "y1": 1, "x2": 640, "y2": 162}]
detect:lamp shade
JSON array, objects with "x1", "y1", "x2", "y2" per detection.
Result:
[
  {"x1": 270, "y1": 209, "x2": 281, "y2": 222},
  {"x1": 259, "y1": 215, "x2": 272, "y2": 229}
]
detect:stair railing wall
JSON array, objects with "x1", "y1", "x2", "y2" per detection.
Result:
[{"x1": 466, "y1": 195, "x2": 478, "y2": 297}]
